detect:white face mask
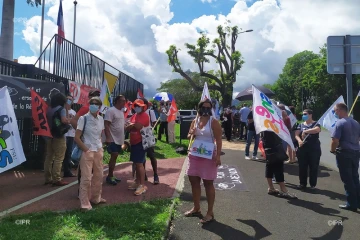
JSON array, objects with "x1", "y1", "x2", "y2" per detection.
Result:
[{"x1": 134, "y1": 106, "x2": 142, "y2": 113}]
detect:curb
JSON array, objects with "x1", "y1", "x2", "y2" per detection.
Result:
[{"x1": 162, "y1": 156, "x2": 188, "y2": 240}]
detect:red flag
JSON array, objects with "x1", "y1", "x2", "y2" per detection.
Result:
[
  {"x1": 31, "y1": 89, "x2": 52, "y2": 137},
  {"x1": 124, "y1": 101, "x2": 132, "y2": 119},
  {"x1": 167, "y1": 98, "x2": 178, "y2": 122},
  {"x1": 137, "y1": 89, "x2": 144, "y2": 98}
]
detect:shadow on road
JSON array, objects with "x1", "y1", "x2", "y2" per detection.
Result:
[{"x1": 285, "y1": 182, "x2": 346, "y2": 201}]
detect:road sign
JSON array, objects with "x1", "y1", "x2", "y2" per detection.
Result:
[{"x1": 327, "y1": 35, "x2": 360, "y2": 74}]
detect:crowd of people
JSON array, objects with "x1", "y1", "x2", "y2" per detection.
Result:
[{"x1": 43, "y1": 90, "x2": 178, "y2": 211}]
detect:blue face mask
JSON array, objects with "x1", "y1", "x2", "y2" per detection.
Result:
[
  {"x1": 89, "y1": 104, "x2": 99, "y2": 113},
  {"x1": 67, "y1": 99, "x2": 72, "y2": 105},
  {"x1": 134, "y1": 106, "x2": 142, "y2": 113},
  {"x1": 302, "y1": 115, "x2": 309, "y2": 121},
  {"x1": 334, "y1": 113, "x2": 339, "y2": 119}
]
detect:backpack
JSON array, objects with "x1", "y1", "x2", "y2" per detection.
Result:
[{"x1": 51, "y1": 107, "x2": 70, "y2": 138}]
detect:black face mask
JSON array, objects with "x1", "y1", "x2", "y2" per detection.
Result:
[{"x1": 200, "y1": 107, "x2": 212, "y2": 116}]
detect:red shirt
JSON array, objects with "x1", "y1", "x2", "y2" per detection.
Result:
[{"x1": 129, "y1": 112, "x2": 150, "y2": 145}]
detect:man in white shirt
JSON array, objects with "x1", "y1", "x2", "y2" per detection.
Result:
[
  {"x1": 63, "y1": 95, "x2": 77, "y2": 177},
  {"x1": 104, "y1": 95, "x2": 126, "y2": 185},
  {"x1": 141, "y1": 98, "x2": 160, "y2": 184}
]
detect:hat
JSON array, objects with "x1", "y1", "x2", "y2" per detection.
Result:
[{"x1": 132, "y1": 99, "x2": 147, "y2": 110}]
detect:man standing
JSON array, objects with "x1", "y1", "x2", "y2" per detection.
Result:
[
  {"x1": 104, "y1": 95, "x2": 126, "y2": 185},
  {"x1": 239, "y1": 104, "x2": 251, "y2": 140},
  {"x1": 331, "y1": 103, "x2": 360, "y2": 212},
  {"x1": 245, "y1": 110, "x2": 259, "y2": 160},
  {"x1": 158, "y1": 100, "x2": 169, "y2": 142}
]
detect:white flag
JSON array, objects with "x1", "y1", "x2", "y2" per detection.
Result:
[
  {"x1": 285, "y1": 106, "x2": 297, "y2": 127},
  {"x1": 0, "y1": 87, "x2": 26, "y2": 173},
  {"x1": 201, "y1": 82, "x2": 215, "y2": 117},
  {"x1": 317, "y1": 95, "x2": 345, "y2": 134},
  {"x1": 99, "y1": 79, "x2": 112, "y2": 114},
  {"x1": 252, "y1": 85, "x2": 294, "y2": 150}
]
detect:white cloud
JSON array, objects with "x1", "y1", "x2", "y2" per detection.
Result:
[
  {"x1": 201, "y1": 0, "x2": 216, "y2": 3},
  {"x1": 19, "y1": 0, "x2": 360, "y2": 100}
]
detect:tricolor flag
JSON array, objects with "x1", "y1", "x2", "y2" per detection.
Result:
[
  {"x1": 137, "y1": 89, "x2": 144, "y2": 98},
  {"x1": 99, "y1": 80, "x2": 113, "y2": 114},
  {"x1": 167, "y1": 98, "x2": 178, "y2": 122},
  {"x1": 57, "y1": 0, "x2": 65, "y2": 44},
  {"x1": 201, "y1": 82, "x2": 215, "y2": 116}
]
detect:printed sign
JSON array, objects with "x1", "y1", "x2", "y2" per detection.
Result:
[
  {"x1": 68, "y1": 81, "x2": 98, "y2": 105},
  {"x1": 31, "y1": 89, "x2": 52, "y2": 137},
  {"x1": 252, "y1": 85, "x2": 295, "y2": 150},
  {"x1": 0, "y1": 87, "x2": 26, "y2": 173},
  {"x1": 189, "y1": 139, "x2": 214, "y2": 160}
]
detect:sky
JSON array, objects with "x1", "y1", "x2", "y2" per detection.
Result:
[{"x1": 1, "y1": 0, "x2": 360, "y2": 100}]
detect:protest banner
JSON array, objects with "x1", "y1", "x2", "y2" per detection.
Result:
[
  {"x1": 31, "y1": 89, "x2": 52, "y2": 138},
  {"x1": 317, "y1": 95, "x2": 345, "y2": 134},
  {"x1": 68, "y1": 80, "x2": 98, "y2": 105}
]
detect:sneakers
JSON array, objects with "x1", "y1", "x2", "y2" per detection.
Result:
[
  {"x1": 245, "y1": 156, "x2": 251, "y2": 160},
  {"x1": 279, "y1": 191, "x2": 297, "y2": 199},
  {"x1": 154, "y1": 174, "x2": 160, "y2": 185},
  {"x1": 128, "y1": 182, "x2": 139, "y2": 190},
  {"x1": 134, "y1": 185, "x2": 147, "y2": 196},
  {"x1": 52, "y1": 180, "x2": 69, "y2": 186},
  {"x1": 106, "y1": 176, "x2": 118, "y2": 185},
  {"x1": 252, "y1": 156, "x2": 259, "y2": 160}
]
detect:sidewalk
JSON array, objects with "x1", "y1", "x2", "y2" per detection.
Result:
[{"x1": 169, "y1": 146, "x2": 358, "y2": 240}]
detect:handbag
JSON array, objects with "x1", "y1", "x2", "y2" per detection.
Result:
[
  {"x1": 140, "y1": 125, "x2": 156, "y2": 150},
  {"x1": 71, "y1": 116, "x2": 87, "y2": 162},
  {"x1": 264, "y1": 143, "x2": 288, "y2": 163},
  {"x1": 188, "y1": 117, "x2": 215, "y2": 160}
]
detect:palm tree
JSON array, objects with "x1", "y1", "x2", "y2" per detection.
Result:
[{"x1": 0, "y1": 0, "x2": 41, "y2": 61}]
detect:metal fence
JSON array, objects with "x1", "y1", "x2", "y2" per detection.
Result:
[{"x1": 1, "y1": 34, "x2": 143, "y2": 168}]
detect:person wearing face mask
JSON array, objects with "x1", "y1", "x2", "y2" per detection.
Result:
[
  {"x1": 74, "y1": 97, "x2": 106, "y2": 211},
  {"x1": 126, "y1": 99, "x2": 150, "y2": 196},
  {"x1": 104, "y1": 95, "x2": 126, "y2": 185},
  {"x1": 63, "y1": 95, "x2": 77, "y2": 177},
  {"x1": 158, "y1": 100, "x2": 169, "y2": 142},
  {"x1": 185, "y1": 99, "x2": 222, "y2": 224},
  {"x1": 295, "y1": 109, "x2": 322, "y2": 190}
]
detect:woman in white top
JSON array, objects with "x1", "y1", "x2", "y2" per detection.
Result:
[{"x1": 74, "y1": 97, "x2": 106, "y2": 211}]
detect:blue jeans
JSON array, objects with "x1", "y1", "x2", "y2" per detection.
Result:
[
  {"x1": 245, "y1": 131, "x2": 259, "y2": 156},
  {"x1": 336, "y1": 150, "x2": 360, "y2": 209}
]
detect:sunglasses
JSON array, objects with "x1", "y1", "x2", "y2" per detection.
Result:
[
  {"x1": 90, "y1": 102, "x2": 101, "y2": 106},
  {"x1": 303, "y1": 113, "x2": 308, "y2": 115}
]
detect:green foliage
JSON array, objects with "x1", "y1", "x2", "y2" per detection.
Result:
[{"x1": 27, "y1": 0, "x2": 41, "y2": 7}]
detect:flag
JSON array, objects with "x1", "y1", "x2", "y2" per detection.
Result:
[
  {"x1": 104, "y1": 71, "x2": 118, "y2": 93},
  {"x1": 31, "y1": 89, "x2": 52, "y2": 138},
  {"x1": 358, "y1": 90, "x2": 360, "y2": 97},
  {"x1": 252, "y1": 85, "x2": 294, "y2": 150},
  {"x1": 99, "y1": 79, "x2": 113, "y2": 114},
  {"x1": 201, "y1": 82, "x2": 215, "y2": 116},
  {"x1": 0, "y1": 87, "x2": 26, "y2": 173},
  {"x1": 317, "y1": 96, "x2": 345, "y2": 134},
  {"x1": 137, "y1": 89, "x2": 144, "y2": 98},
  {"x1": 167, "y1": 98, "x2": 178, "y2": 122},
  {"x1": 57, "y1": 0, "x2": 65, "y2": 44},
  {"x1": 285, "y1": 106, "x2": 297, "y2": 127},
  {"x1": 123, "y1": 101, "x2": 132, "y2": 118},
  {"x1": 68, "y1": 81, "x2": 98, "y2": 105}
]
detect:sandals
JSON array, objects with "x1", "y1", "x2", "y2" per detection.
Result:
[
  {"x1": 279, "y1": 191, "x2": 298, "y2": 199},
  {"x1": 268, "y1": 188, "x2": 280, "y2": 195},
  {"x1": 200, "y1": 214, "x2": 215, "y2": 224},
  {"x1": 184, "y1": 210, "x2": 202, "y2": 217}
]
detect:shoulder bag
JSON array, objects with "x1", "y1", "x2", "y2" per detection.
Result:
[{"x1": 188, "y1": 117, "x2": 215, "y2": 160}]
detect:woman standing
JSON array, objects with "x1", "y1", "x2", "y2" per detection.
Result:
[
  {"x1": 295, "y1": 109, "x2": 322, "y2": 190},
  {"x1": 126, "y1": 99, "x2": 150, "y2": 196},
  {"x1": 185, "y1": 99, "x2": 222, "y2": 224},
  {"x1": 75, "y1": 97, "x2": 106, "y2": 211}
]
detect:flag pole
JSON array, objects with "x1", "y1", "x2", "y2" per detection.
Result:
[
  {"x1": 39, "y1": 0, "x2": 45, "y2": 69},
  {"x1": 348, "y1": 95, "x2": 359, "y2": 116}
]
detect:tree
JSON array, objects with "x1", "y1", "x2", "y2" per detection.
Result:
[
  {"x1": 166, "y1": 24, "x2": 245, "y2": 107},
  {"x1": 0, "y1": 0, "x2": 41, "y2": 60}
]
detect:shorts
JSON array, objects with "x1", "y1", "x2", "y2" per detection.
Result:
[
  {"x1": 265, "y1": 161, "x2": 284, "y2": 182},
  {"x1": 107, "y1": 142, "x2": 123, "y2": 154},
  {"x1": 130, "y1": 142, "x2": 146, "y2": 164}
]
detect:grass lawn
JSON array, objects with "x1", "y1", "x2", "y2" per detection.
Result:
[
  {"x1": 0, "y1": 199, "x2": 178, "y2": 240},
  {"x1": 103, "y1": 123, "x2": 189, "y2": 164}
]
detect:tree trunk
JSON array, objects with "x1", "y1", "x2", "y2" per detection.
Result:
[
  {"x1": 0, "y1": 0, "x2": 15, "y2": 61},
  {"x1": 221, "y1": 84, "x2": 233, "y2": 108}
]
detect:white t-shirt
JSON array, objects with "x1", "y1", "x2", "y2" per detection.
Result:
[
  {"x1": 104, "y1": 106, "x2": 125, "y2": 145},
  {"x1": 65, "y1": 109, "x2": 76, "y2": 137},
  {"x1": 146, "y1": 109, "x2": 157, "y2": 123},
  {"x1": 77, "y1": 113, "x2": 104, "y2": 151}
]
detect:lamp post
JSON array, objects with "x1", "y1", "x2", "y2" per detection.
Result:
[
  {"x1": 234, "y1": 29, "x2": 253, "y2": 83},
  {"x1": 73, "y1": 0, "x2": 77, "y2": 44},
  {"x1": 39, "y1": 0, "x2": 45, "y2": 69}
]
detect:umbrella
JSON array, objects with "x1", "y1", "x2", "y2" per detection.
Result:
[
  {"x1": 235, "y1": 85, "x2": 275, "y2": 101},
  {"x1": 153, "y1": 92, "x2": 173, "y2": 101}
]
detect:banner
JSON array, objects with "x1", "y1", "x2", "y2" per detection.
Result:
[
  {"x1": 137, "y1": 89, "x2": 144, "y2": 98},
  {"x1": 31, "y1": 89, "x2": 52, "y2": 137},
  {"x1": 167, "y1": 98, "x2": 178, "y2": 122},
  {"x1": 317, "y1": 95, "x2": 345, "y2": 134},
  {"x1": 104, "y1": 71, "x2": 118, "y2": 93},
  {"x1": 99, "y1": 80, "x2": 113, "y2": 114},
  {"x1": 68, "y1": 81, "x2": 98, "y2": 105},
  {"x1": 0, "y1": 87, "x2": 26, "y2": 173},
  {"x1": 201, "y1": 82, "x2": 215, "y2": 117},
  {"x1": 0, "y1": 75, "x2": 65, "y2": 118},
  {"x1": 252, "y1": 85, "x2": 294, "y2": 150}
]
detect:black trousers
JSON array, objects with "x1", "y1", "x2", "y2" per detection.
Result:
[
  {"x1": 224, "y1": 124, "x2": 232, "y2": 141},
  {"x1": 297, "y1": 147, "x2": 321, "y2": 187},
  {"x1": 63, "y1": 137, "x2": 74, "y2": 176},
  {"x1": 240, "y1": 122, "x2": 247, "y2": 139},
  {"x1": 158, "y1": 121, "x2": 168, "y2": 142}
]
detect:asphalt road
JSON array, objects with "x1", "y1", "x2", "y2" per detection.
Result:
[{"x1": 169, "y1": 148, "x2": 358, "y2": 240}]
